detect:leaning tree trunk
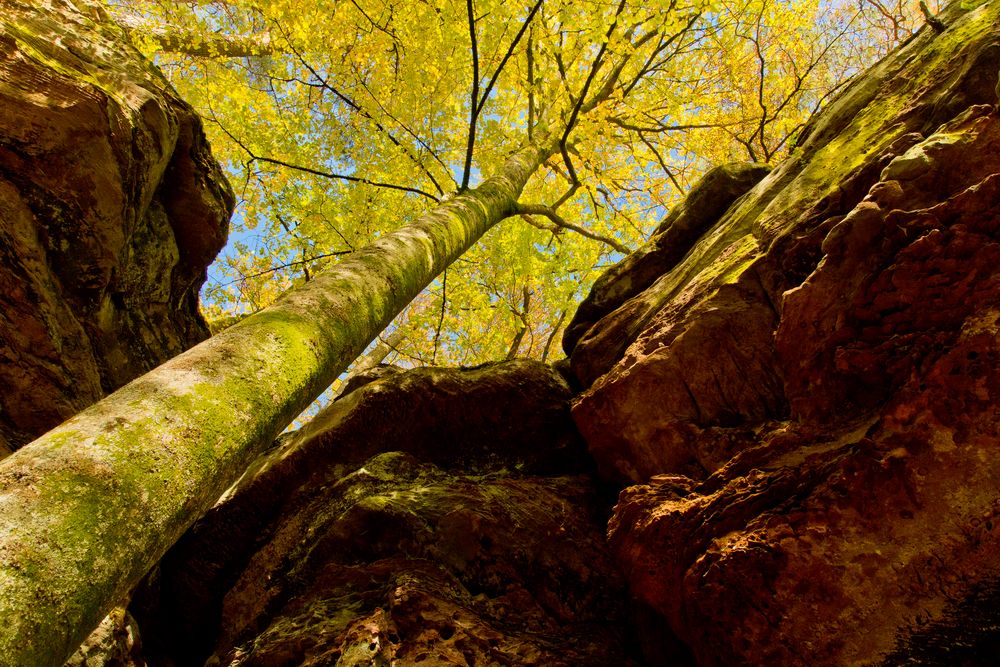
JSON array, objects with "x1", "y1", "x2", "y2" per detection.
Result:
[{"x1": 0, "y1": 140, "x2": 554, "y2": 666}]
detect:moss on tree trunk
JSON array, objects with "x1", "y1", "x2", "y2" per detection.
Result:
[{"x1": 0, "y1": 141, "x2": 553, "y2": 667}]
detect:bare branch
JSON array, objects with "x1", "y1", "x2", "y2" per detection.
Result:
[
  {"x1": 461, "y1": 0, "x2": 543, "y2": 189},
  {"x1": 461, "y1": 0, "x2": 481, "y2": 190},
  {"x1": 553, "y1": 182, "x2": 580, "y2": 210},
  {"x1": 505, "y1": 286, "x2": 531, "y2": 359},
  {"x1": 607, "y1": 117, "x2": 733, "y2": 133},
  {"x1": 752, "y1": 1, "x2": 769, "y2": 160},
  {"x1": 212, "y1": 114, "x2": 440, "y2": 201},
  {"x1": 476, "y1": 0, "x2": 544, "y2": 115},
  {"x1": 527, "y1": 26, "x2": 536, "y2": 139},
  {"x1": 348, "y1": 0, "x2": 401, "y2": 43},
  {"x1": 432, "y1": 269, "x2": 448, "y2": 363},
  {"x1": 514, "y1": 204, "x2": 632, "y2": 254},
  {"x1": 558, "y1": 0, "x2": 629, "y2": 184},
  {"x1": 274, "y1": 23, "x2": 446, "y2": 196},
  {"x1": 639, "y1": 134, "x2": 683, "y2": 195},
  {"x1": 620, "y1": 11, "x2": 703, "y2": 99},
  {"x1": 540, "y1": 309, "x2": 567, "y2": 362},
  {"x1": 217, "y1": 249, "x2": 352, "y2": 287},
  {"x1": 275, "y1": 213, "x2": 314, "y2": 282},
  {"x1": 349, "y1": 62, "x2": 457, "y2": 186}
]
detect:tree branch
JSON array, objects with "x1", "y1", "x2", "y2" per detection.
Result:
[
  {"x1": 275, "y1": 213, "x2": 314, "y2": 282},
  {"x1": 620, "y1": 10, "x2": 702, "y2": 99},
  {"x1": 514, "y1": 203, "x2": 631, "y2": 254},
  {"x1": 461, "y1": 0, "x2": 481, "y2": 190},
  {"x1": 218, "y1": 249, "x2": 353, "y2": 287},
  {"x1": 477, "y1": 0, "x2": 543, "y2": 115},
  {"x1": 275, "y1": 23, "x2": 446, "y2": 195},
  {"x1": 558, "y1": 0, "x2": 627, "y2": 183},
  {"x1": 608, "y1": 117, "x2": 734, "y2": 133},
  {"x1": 527, "y1": 26, "x2": 536, "y2": 139},
  {"x1": 348, "y1": 0, "x2": 401, "y2": 43},
  {"x1": 639, "y1": 134, "x2": 683, "y2": 195},
  {"x1": 432, "y1": 269, "x2": 448, "y2": 363},
  {"x1": 540, "y1": 309, "x2": 567, "y2": 362},
  {"x1": 212, "y1": 115, "x2": 440, "y2": 201},
  {"x1": 112, "y1": 12, "x2": 275, "y2": 57},
  {"x1": 505, "y1": 285, "x2": 531, "y2": 359},
  {"x1": 919, "y1": 0, "x2": 945, "y2": 32},
  {"x1": 350, "y1": 62, "x2": 457, "y2": 187}
]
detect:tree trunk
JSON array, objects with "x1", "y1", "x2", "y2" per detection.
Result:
[{"x1": 0, "y1": 141, "x2": 554, "y2": 667}]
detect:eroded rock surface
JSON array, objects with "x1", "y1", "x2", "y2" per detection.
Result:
[
  {"x1": 133, "y1": 361, "x2": 640, "y2": 666},
  {"x1": 569, "y1": 1, "x2": 1000, "y2": 664},
  {"x1": 565, "y1": 161, "x2": 772, "y2": 385},
  {"x1": 0, "y1": 0, "x2": 232, "y2": 454}
]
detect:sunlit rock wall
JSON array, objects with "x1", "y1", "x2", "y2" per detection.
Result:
[{"x1": 567, "y1": 1, "x2": 1000, "y2": 663}]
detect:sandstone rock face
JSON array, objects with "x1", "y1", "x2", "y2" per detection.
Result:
[
  {"x1": 133, "y1": 361, "x2": 640, "y2": 666},
  {"x1": 0, "y1": 0, "x2": 233, "y2": 454},
  {"x1": 63, "y1": 608, "x2": 143, "y2": 667},
  {"x1": 564, "y1": 161, "x2": 772, "y2": 386},
  {"x1": 570, "y1": 1, "x2": 1000, "y2": 664}
]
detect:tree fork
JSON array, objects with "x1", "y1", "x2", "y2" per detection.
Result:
[{"x1": 0, "y1": 140, "x2": 553, "y2": 667}]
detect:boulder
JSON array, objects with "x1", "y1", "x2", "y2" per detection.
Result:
[
  {"x1": 0, "y1": 0, "x2": 233, "y2": 454},
  {"x1": 564, "y1": 161, "x2": 771, "y2": 383},
  {"x1": 132, "y1": 361, "x2": 642, "y2": 666},
  {"x1": 570, "y1": 1, "x2": 1000, "y2": 663}
]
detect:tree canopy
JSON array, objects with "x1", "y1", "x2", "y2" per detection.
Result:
[{"x1": 109, "y1": 0, "x2": 929, "y2": 371}]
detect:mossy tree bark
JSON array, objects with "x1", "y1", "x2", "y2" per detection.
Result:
[{"x1": 0, "y1": 140, "x2": 554, "y2": 667}]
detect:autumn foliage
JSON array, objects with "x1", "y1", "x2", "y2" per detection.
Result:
[{"x1": 110, "y1": 0, "x2": 932, "y2": 366}]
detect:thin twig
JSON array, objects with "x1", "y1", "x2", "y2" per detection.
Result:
[
  {"x1": 275, "y1": 22, "x2": 445, "y2": 195},
  {"x1": 476, "y1": 0, "x2": 543, "y2": 115},
  {"x1": 515, "y1": 204, "x2": 631, "y2": 254},
  {"x1": 558, "y1": 0, "x2": 628, "y2": 183},
  {"x1": 608, "y1": 117, "x2": 733, "y2": 133},
  {"x1": 218, "y1": 249, "x2": 352, "y2": 286},
  {"x1": 348, "y1": 0, "x2": 401, "y2": 43},
  {"x1": 350, "y1": 62, "x2": 457, "y2": 186},
  {"x1": 540, "y1": 309, "x2": 567, "y2": 362},
  {"x1": 432, "y1": 269, "x2": 448, "y2": 363},
  {"x1": 214, "y1": 118, "x2": 440, "y2": 201},
  {"x1": 275, "y1": 213, "x2": 314, "y2": 282},
  {"x1": 639, "y1": 134, "x2": 683, "y2": 195},
  {"x1": 527, "y1": 26, "x2": 536, "y2": 139},
  {"x1": 505, "y1": 285, "x2": 532, "y2": 359}
]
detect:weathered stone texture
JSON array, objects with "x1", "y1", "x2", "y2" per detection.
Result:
[
  {"x1": 4, "y1": 0, "x2": 999, "y2": 664},
  {"x1": 567, "y1": 1, "x2": 1000, "y2": 664},
  {"x1": 133, "y1": 361, "x2": 639, "y2": 666},
  {"x1": 0, "y1": 0, "x2": 232, "y2": 454},
  {"x1": 565, "y1": 161, "x2": 772, "y2": 385}
]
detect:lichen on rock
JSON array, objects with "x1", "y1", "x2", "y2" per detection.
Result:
[
  {"x1": 0, "y1": 0, "x2": 233, "y2": 454},
  {"x1": 133, "y1": 361, "x2": 637, "y2": 666},
  {"x1": 567, "y1": 0, "x2": 1000, "y2": 663},
  {"x1": 3, "y1": 0, "x2": 1000, "y2": 664}
]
